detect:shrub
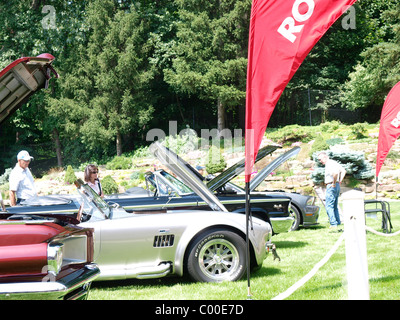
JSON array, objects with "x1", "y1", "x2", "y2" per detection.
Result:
[
  {"x1": 106, "y1": 156, "x2": 132, "y2": 170},
  {"x1": 350, "y1": 122, "x2": 368, "y2": 139},
  {"x1": 0, "y1": 168, "x2": 12, "y2": 185},
  {"x1": 64, "y1": 165, "x2": 77, "y2": 185},
  {"x1": 205, "y1": 146, "x2": 226, "y2": 174},
  {"x1": 320, "y1": 120, "x2": 341, "y2": 133},
  {"x1": 101, "y1": 175, "x2": 119, "y2": 194},
  {"x1": 311, "y1": 149, "x2": 374, "y2": 184},
  {"x1": 326, "y1": 137, "x2": 344, "y2": 146},
  {"x1": 309, "y1": 134, "x2": 329, "y2": 157},
  {"x1": 162, "y1": 129, "x2": 202, "y2": 154},
  {"x1": 132, "y1": 146, "x2": 151, "y2": 159},
  {"x1": 268, "y1": 125, "x2": 314, "y2": 146}
]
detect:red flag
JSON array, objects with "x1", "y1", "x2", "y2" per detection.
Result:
[
  {"x1": 376, "y1": 81, "x2": 400, "y2": 178},
  {"x1": 245, "y1": 0, "x2": 358, "y2": 182}
]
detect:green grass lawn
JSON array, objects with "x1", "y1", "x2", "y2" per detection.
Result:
[{"x1": 88, "y1": 201, "x2": 400, "y2": 300}]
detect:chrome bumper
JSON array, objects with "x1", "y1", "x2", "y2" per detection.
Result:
[
  {"x1": 0, "y1": 263, "x2": 100, "y2": 300},
  {"x1": 270, "y1": 216, "x2": 295, "y2": 233}
]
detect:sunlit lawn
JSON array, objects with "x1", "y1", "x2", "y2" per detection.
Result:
[{"x1": 88, "y1": 201, "x2": 400, "y2": 300}]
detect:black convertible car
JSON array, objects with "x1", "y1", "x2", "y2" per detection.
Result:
[
  {"x1": 8, "y1": 143, "x2": 294, "y2": 234},
  {"x1": 106, "y1": 143, "x2": 319, "y2": 232},
  {"x1": 6, "y1": 144, "x2": 318, "y2": 234}
]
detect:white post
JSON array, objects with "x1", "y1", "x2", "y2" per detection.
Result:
[{"x1": 341, "y1": 189, "x2": 369, "y2": 300}]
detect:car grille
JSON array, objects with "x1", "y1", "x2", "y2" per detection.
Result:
[{"x1": 153, "y1": 235, "x2": 175, "y2": 248}]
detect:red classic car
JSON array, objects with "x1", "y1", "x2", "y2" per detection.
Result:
[
  {"x1": 0, "y1": 219, "x2": 99, "y2": 300},
  {"x1": 0, "y1": 54, "x2": 99, "y2": 299}
]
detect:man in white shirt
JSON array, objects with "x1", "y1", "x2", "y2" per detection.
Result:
[
  {"x1": 9, "y1": 150, "x2": 37, "y2": 206},
  {"x1": 317, "y1": 152, "x2": 346, "y2": 228}
]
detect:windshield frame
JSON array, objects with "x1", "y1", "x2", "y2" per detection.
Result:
[
  {"x1": 75, "y1": 181, "x2": 111, "y2": 220},
  {"x1": 146, "y1": 170, "x2": 194, "y2": 196}
]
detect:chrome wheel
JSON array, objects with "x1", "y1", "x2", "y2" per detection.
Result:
[
  {"x1": 186, "y1": 230, "x2": 246, "y2": 282},
  {"x1": 198, "y1": 239, "x2": 240, "y2": 281}
]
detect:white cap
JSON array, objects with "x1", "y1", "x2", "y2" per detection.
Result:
[{"x1": 17, "y1": 150, "x2": 34, "y2": 161}]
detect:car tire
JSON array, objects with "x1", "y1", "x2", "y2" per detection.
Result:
[
  {"x1": 186, "y1": 229, "x2": 247, "y2": 282},
  {"x1": 289, "y1": 205, "x2": 301, "y2": 231}
]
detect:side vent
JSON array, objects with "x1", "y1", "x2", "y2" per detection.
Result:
[{"x1": 153, "y1": 235, "x2": 175, "y2": 248}]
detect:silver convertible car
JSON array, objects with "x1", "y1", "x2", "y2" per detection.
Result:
[
  {"x1": 108, "y1": 145, "x2": 319, "y2": 232},
  {"x1": 0, "y1": 54, "x2": 276, "y2": 284},
  {"x1": 6, "y1": 144, "x2": 276, "y2": 283},
  {"x1": 77, "y1": 181, "x2": 273, "y2": 282}
]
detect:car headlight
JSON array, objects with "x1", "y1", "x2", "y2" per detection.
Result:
[
  {"x1": 47, "y1": 242, "x2": 64, "y2": 276},
  {"x1": 306, "y1": 196, "x2": 315, "y2": 206}
]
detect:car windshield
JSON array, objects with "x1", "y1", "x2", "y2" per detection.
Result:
[
  {"x1": 76, "y1": 182, "x2": 111, "y2": 220},
  {"x1": 159, "y1": 170, "x2": 193, "y2": 194}
]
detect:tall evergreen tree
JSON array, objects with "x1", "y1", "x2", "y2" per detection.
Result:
[
  {"x1": 341, "y1": 2, "x2": 400, "y2": 117},
  {"x1": 48, "y1": 0, "x2": 155, "y2": 157},
  {"x1": 163, "y1": 0, "x2": 250, "y2": 132}
]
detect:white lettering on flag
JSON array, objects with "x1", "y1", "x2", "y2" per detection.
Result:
[
  {"x1": 278, "y1": 0, "x2": 315, "y2": 43},
  {"x1": 391, "y1": 111, "x2": 400, "y2": 128}
]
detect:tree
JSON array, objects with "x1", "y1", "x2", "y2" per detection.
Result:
[
  {"x1": 48, "y1": 0, "x2": 156, "y2": 157},
  {"x1": 340, "y1": 1, "x2": 400, "y2": 117},
  {"x1": 164, "y1": 0, "x2": 250, "y2": 132},
  {"x1": 0, "y1": 1, "x2": 89, "y2": 170},
  {"x1": 269, "y1": 2, "x2": 379, "y2": 126}
]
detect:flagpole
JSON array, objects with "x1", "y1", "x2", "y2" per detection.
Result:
[{"x1": 245, "y1": 181, "x2": 252, "y2": 299}]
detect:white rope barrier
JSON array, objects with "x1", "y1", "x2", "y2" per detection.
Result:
[
  {"x1": 271, "y1": 224, "x2": 399, "y2": 300},
  {"x1": 271, "y1": 232, "x2": 345, "y2": 300},
  {"x1": 272, "y1": 187, "x2": 399, "y2": 300},
  {"x1": 365, "y1": 226, "x2": 400, "y2": 237}
]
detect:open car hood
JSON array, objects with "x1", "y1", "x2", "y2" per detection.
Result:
[
  {"x1": 206, "y1": 145, "x2": 281, "y2": 192},
  {"x1": 249, "y1": 146, "x2": 301, "y2": 192},
  {"x1": 149, "y1": 142, "x2": 228, "y2": 212},
  {"x1": 0, "y1": 53, "x2": 58, "y2": 124}
]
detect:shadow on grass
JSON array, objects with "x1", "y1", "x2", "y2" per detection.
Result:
[
  {"x1": 251, "y1": 267, "x2": 282, "y2": 278},
  {"x1": 92, "y1": 276, "x2": 191, "y2": 290},
  {"x1": 273, "y1": 240, "x2": 308, "y2": 249},
  {"x1": 369, "y1": 274, "x2": 400, "y2": 283},
  {"x1": 91, "y1": 266, "x2": 284, "y2": 290}
]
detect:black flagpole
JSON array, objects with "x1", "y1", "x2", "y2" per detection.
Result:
[{"x1": 245, "y1": 181, "x2": 252, "y2": 299}]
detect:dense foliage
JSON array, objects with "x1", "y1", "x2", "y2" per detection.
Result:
[
  {"x1": 311, "y1": 150, "x2": 375, "y2": 184},
  {"x1": 101, "y1": 175, "x2": 119, "y2": 194},
  {"x1": 0, "y1": 0, "x2": 399, "y2": 175},
  {"x1": 64, "y1": 165, "x2": 77, "y2": 185},
  {"x1": 205, "y1": 145, "x2": 227, "y2": 174}
]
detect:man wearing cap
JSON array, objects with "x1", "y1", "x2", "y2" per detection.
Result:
[
  {"x1": 9, "y1": 150, "x2": 37, "y2": 206},
  {"x1": 317, "y1": 151, "x2": 346, "y2": 229}
]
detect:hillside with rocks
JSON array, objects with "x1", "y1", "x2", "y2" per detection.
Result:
[{"x1": 26, "y1": 135, "x2": 400, "y2": 205}]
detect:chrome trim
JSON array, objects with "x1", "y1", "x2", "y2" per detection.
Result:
[
  {"x1": 123, "y1": 198, "x2": 290, "y2": 211},
  {"x1": 270, "y1": 216, "x2": 295, "y2": 233},
  {"x1": 0, "y1": 264, "x2": 100, "y2": 300},
  {"x1": 47, "y1": 243, "x2": 64, "y2": 275}
]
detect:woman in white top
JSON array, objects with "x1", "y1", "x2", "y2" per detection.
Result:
[{"x1": 84, "y1": 164, "x2": 104, "y2": 198}]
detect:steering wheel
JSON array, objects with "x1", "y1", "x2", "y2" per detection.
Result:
[{"x1": 80, "y1": 207, "x2": 94, "y2": 222}]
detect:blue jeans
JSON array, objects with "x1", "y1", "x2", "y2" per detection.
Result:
[{"x1": 326, "y1": 182, "x2": 341, "y2": 226}]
